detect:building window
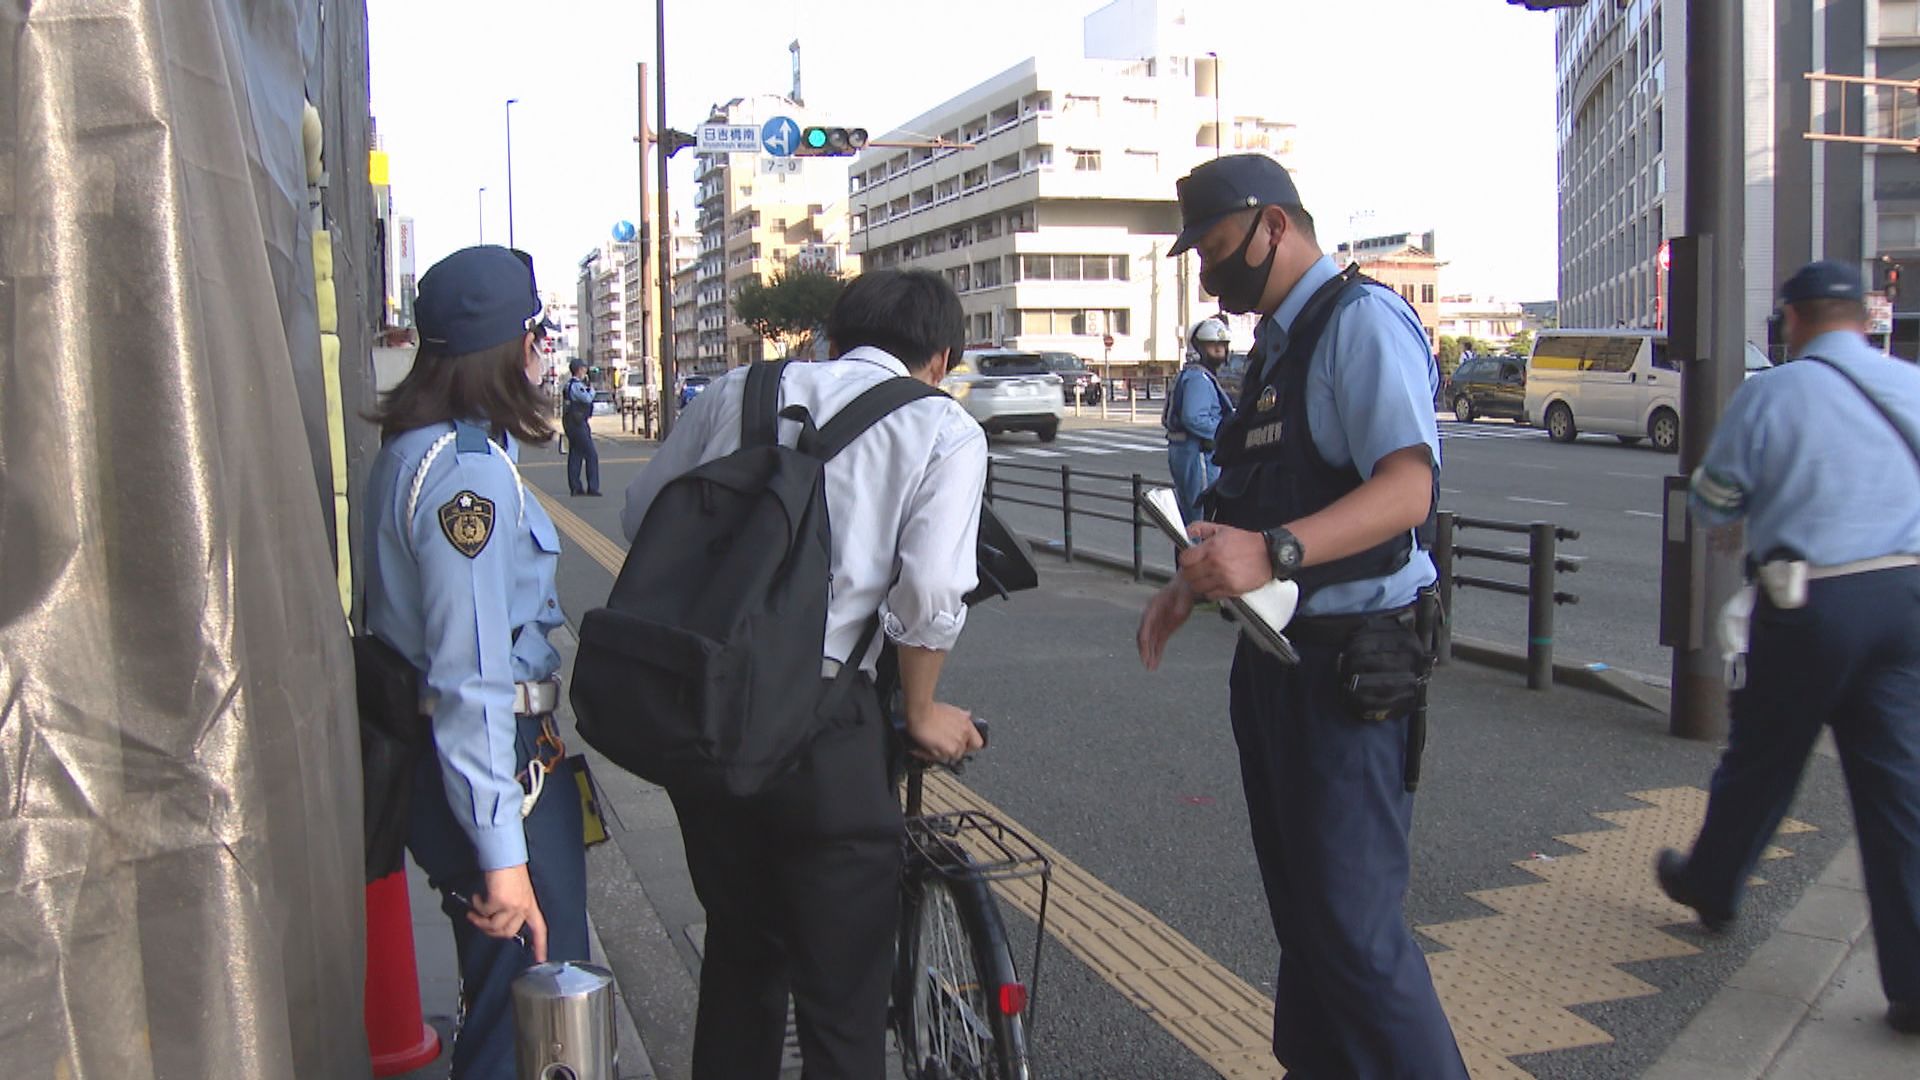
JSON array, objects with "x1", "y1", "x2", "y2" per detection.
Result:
[
  {"x1": 1072, "y1": 149, "x2": 1102, "y2": 172},
  {"x1": 973, "y1": 312, "x2": 994, "y2": 342},
  {"x1": 1421, "y1": 284, "x2": 1435, "y2": 304},
  {"x1": 974, "y1": 259, "x2": 1003, "y2": 289},
  {"x1": 1021, "y1": 254, "x2": 1051, "y2": 281},
  {"x1": 1123, "y1": 96, "x2": 1158, "y2": 120},
  {"x1": 1063, "y1": 94, "x2": 1101, "y2": 116},
  {"x1": 1124, "y1": 149, "x2": 1160, "y2": 171}
]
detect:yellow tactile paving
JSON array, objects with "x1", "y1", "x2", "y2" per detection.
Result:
[{"x1": 538, "y1": 503, "x2": 1820, "y2": 1079}]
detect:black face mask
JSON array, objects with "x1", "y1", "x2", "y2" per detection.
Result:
[{"x1": 1200, "y1": 213, "x2": 1278, "y2": 315}]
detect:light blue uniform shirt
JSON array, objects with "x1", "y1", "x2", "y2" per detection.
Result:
[
  {"x1": 1172, "y1": 363, "x2": 1232, "y2": 441},
  {"x1": 365, "y1": 421, "x2": 566, "y2": 871},
  {"x1": 567, "y1": 377, "x2": 593, "y2": 410},
  {"x1": 1260, "y1": 255, "x2": 1442, "y2": 616},
  {"x1": 1691, "y1": 330, "x2": 1920, "y2": 565}
]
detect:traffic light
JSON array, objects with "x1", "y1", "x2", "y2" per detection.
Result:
[
  {"x1": 796, "y1": 126, "x2": 869, "y2": 157},
  {"x1": 661, "y1": 128, "x2": 698, "y2": 158}
]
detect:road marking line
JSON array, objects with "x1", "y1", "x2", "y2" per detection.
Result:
[
  {"x1": 1607, "y1": 472, "x2": 1653, "y2": 480},
  {"x1": 1625, "y1": 510, "x2": 1663, "y2": 519},
  {"x1": 1507, "y1": 496, "x2": 1570, "y2": 506},
  {"x1": 1441, "y1": 488, "x2": 1465, "y2": 496},
  {"x1": 1061, "y1": 435, "x2": 1165, "y2": 453},
  {"x1": 536, "y1": 496, "x2": 1820, "y2": 1079},
  {"x1": 520, "y1": 456, "x2": 654, "y2": 468},
  {"x1": 1013, "y1": 448, "x2": 1069, "y2": 458}
]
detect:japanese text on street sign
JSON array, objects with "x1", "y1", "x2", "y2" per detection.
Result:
[
  {"x1": 1869, "y1": 292, "x2": 1894, "y2": 336},
  {"x1": 697, "y1": 124, "x2": 761, "y2": 153}
]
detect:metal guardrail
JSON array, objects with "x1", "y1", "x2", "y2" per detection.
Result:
[
  {"x1": 987, "y1": 461, "x2": 1154, "y2": 580},
  {"x1": 1432, "y1": 510, "x2": 1580, "y2": 690}
]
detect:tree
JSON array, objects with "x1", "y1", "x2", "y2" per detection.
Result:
[
  {"x1": 733, "y1": 267, "x2": 845, "y2": 359},
  {"x1": 1508, "y1": 329, "x2": 1535, "y2": 357},
  {"x1": 1437, "y1": 335, "x2": 1464, "y2": 373}
]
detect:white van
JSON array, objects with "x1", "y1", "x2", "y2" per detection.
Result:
[{"x1": 1524, "y1": 330, "x2": 1681, "y2": 452}]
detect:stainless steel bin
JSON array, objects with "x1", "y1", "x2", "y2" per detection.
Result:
[{"x1": 511, "y1": 961, "x2": 617, "y2": 1080}]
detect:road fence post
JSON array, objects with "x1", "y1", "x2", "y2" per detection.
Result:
[
  {"x1": 1130, "y1": 473, "x2": 1145, "y2": 581},
  {"x1": 1061, "y1": 464, "x2": 1075, "y2": 564},
  {"x1": 1527, "y1": 521, "x2": 1556, "y2": 690},
  {"x1": 1433, "y1": 511, "x2": 1455, "y2": 665},
  {"x1": 985, "y1": 462, "x2": 996, "y2": 505}
]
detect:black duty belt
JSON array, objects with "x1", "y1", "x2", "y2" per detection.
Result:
[{"x1": 1283, "y1": 604, "x2": 1416, "y2": 648}]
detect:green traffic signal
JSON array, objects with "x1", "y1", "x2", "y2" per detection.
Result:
[
  {"x1": 805, "y1": 127, "x2": 828, "y2": 150},
  {"x1": 797, "y1": 126, "x2": 869, "y2": 157}
]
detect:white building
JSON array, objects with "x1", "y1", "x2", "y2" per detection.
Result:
[
  {"x1": 1437, "y1": 295, "x2": 1526, "y2": 346},
  {"x1": 848, "y1": 0, "x2": 1294, "y2": 371},
  {"x1": 576, "y1": 240, "x2": 639, "y2": 374}
]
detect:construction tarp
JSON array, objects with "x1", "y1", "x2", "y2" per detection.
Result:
[{"x1": 1, "y1": 1, "x2": 371, "y2": 1076}]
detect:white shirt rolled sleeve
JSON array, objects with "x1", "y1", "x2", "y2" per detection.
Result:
[{"x1": 882, "y1": 415, "x2": 986, "y2": 650}]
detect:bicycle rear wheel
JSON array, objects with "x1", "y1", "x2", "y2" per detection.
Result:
[{"x1": 895, "y1": 858, "x2": 1030, "y2": 1080}]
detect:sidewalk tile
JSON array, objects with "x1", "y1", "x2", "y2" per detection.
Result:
[
  {"x1": 1655, "y1": 987, "x2": 1805, "y2": 1076},
  {"x1": 1817, "y1": 845, "x2": 1866, "y2": 892},
  {"x1": 1726, "y1": 931, "x2": 1853, "y2": 1006},
  {"x1": 1639, "y1": 1060, "x2": 1758, "y2": 1080},
  {"x1": 1776, "y1": 884, "x2": 1871, "y2": 945},
  {"x1": 1765, "y1": 934, "x2": 1920, "y2": 1079}
]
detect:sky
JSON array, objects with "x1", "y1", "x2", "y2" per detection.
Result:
[{"x1": 368, "y1": 0, "x2": 1562, "y2": 303}]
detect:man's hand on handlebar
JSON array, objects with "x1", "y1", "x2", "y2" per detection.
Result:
[{"x1": 905, "y1": 700, "x2": 984, "y2": 764}]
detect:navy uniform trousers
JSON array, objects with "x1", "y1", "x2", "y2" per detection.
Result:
[
  {"x1": 564, "y1": 417, "x2": 600, "y2": 495},
  {"x1": 1229, "y1": 636, "x2": 1470, "y2": 1079},
  {"x1": 668, "y1": 679, "x2": 902, "y2": 1080},
  {"x1": 1676, "y1": 567, "x2": 1920, "y2": 1006},
  {"x1": 409, "y1": 714, "x2": 591, "y2": 1080}
]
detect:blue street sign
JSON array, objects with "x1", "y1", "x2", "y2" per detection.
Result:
[
  {"x1": 762, "y1": 116, "x2": 800, "y2": 158},
  {"x1": 612, "y1": 220, "x2": 637, "y2": 242}
]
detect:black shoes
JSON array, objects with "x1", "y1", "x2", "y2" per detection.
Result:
[
  {"x1": 584, "y1": 490, "x2": 603, "y2": 497},
  {"x1": 1656, "y1": 849, "x2": 1734, "y2": 933},
  {"x1": 1890, "y1": 1001, "x2": 1920, "y2": 1035}
]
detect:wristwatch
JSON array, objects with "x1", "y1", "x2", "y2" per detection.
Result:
[{"x1": 1263, "y1": 527, "x2": 1304, "y2": 580}]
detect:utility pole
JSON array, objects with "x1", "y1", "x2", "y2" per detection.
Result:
[
  {"x1": 655, "y1": 0, "x2": 676, "y2": 439},
  {"x1": 477, "y1": 186, "x2": 486, "y2": 244},
  {"x1": 1208, "y1": 52, "x2": 1222, "y2": 158},
  {"x1": 637, "y1": 62, "x2": 655, "y2": 437},
  {"x1": 1663, "y1": 0, "x2": 1746, "y2": 739}
]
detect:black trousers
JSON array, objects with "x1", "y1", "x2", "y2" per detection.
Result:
[
  {"x1": 564, "y1": 420, "x2": 599, "y2": 494},
  {"x1": 669, "y1": 682, "x2": 903, "y2": 1080}
]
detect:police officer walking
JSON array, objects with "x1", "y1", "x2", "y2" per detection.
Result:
[
  {"x1": 563, "y1": 360, "x2": 602, "y2": 496},
  {"x1": 1657, "y1": 260, "x2": 1920, "y2": 1036},
  {"x1": 1165, "y1": 317, "x2": 1236, "y2": 524},
  {"x1": 365, "y1": 246, "x2": 590, "y2": 1079},
  {"x1": 1137, "y1": 155, "x2": 1465, "y2": 1077}
]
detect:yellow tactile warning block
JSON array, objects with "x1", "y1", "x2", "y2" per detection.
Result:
[
  {"x1": 1414, "y1": 787, "x2": 1816, "y2": 1070},
  {"x1": 535, "y1": 503, "x2": 1820, "y2": 1078}
]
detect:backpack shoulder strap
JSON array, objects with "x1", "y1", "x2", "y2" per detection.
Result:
[
  {"x1": 1803, "y1": 355, "x2": 1920, "y2": 475},
  {"x1": 810, "y1": 377, "x2": 945, "y2": 460},
  {"x1": 740, "y1": 360, "x2": 791, "y2": 449}
]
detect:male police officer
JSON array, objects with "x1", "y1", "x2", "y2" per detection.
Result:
[
  {"x1": 1165, "y1": 317, "x2": 1236, "y2": 524},
  {"x1": 1137, "y1": 154, "x2": 1466, "y2": 1077},
  {"x1": 562, "y1": 360, "x2": 601, "y2": 496},
  {"x1": 1657, "y1": 260, "x2": 1920, "y2": 1036}
]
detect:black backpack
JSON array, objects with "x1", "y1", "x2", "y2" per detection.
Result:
[{"x1": 570, "y1": 359, "x2": 942, "y2": 798}]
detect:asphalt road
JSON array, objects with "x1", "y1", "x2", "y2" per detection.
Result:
[
  {"x1": 526, "y1": 435, "x2": 1853, "y2": 1080},
  {"x1": 985, "y1": 415, "x2": 1679, "y2": 681}
]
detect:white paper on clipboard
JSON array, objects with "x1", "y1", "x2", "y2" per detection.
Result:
[{"x1": 1140, "y1": 487, "x2": 1302, "y2": 664}]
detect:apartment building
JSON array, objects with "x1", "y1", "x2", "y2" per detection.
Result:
[
  {"x1": 1334, "y1": 230, "x2": 1443, "y2": 348},
  {"x1": 575, "y1": 239, "x2": 638, "y2": 373},
  {"x1": 847, "y1": 0, "x2": 1295, "y2": 372},
  {"x1": 690, "y1": 94, "x2": 857, "y2": 373}
]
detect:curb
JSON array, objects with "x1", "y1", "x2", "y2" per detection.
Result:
[{"x1": 1019, "y1": 533, "x2": 1670, "y2": 712}]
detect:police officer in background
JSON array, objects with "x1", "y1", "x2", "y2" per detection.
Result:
[
  {"x1": 1137, "y1": 154, "x2": 1466, "y2": 1077},
  {"x1": 365, "y1": 246, "x2": 590, "y2": 1078},
  {"x1": 1165, "y1": 316, "x2": 1237, "y2": 524},
  {"x1": 563, "y1": 360, "x2": 602, "y2": 496},
  {"x1": 1657, "y1": 260, "x2": 1920, "y2": 1036}
]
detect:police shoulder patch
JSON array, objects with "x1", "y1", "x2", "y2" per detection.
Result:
[{"x1": 438, "y1": 490, "x2": 496, "y2": 558}]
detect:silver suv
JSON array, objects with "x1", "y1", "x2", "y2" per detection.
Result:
[{"x1": 943, "y1": 350, "x2": 1067, "y2": 441}]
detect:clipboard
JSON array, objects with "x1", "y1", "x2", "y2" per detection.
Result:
[{"x1": 1140, "y1": 487, "x2": 1302, "y2": 665}]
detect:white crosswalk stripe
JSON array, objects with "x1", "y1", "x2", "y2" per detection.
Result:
[
  {"x1": 1057, "y1": 431, "x2": 1167, "y2": 453},
  {"x1": 1439, "y1": 421, "x2": 1547, "y2": 442},
  {"x1": 1013, "y1": 448, "x2": 1069, "y2": 458}
]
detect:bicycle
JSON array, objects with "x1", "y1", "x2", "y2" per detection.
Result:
[{"x1": 885, "y1": 503, "x2": 1052, "y2": 1080}]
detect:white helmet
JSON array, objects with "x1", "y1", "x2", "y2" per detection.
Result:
[{"x1": 1190, "y1": 318, "x2": 1231, "y2": 346}]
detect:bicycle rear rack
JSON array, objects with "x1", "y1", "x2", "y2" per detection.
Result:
[{"x1": 905, "y1": 809, "x2": 1055, "y2": 1044}]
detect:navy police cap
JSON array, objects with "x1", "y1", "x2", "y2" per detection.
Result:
[
  {"x1": 1169, "y1": 154, "x2": 1304, "y2": 256},
  {"x1": 1778, "y1": 260, "x2": 1864, "y2": 306},
  {"x1": 416, "y1": 245, "x2": 541, "y2": 356}
]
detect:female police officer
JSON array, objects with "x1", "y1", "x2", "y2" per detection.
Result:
[{"x1": 365, "y1": 245, "x2": 589, "y2": 1079}]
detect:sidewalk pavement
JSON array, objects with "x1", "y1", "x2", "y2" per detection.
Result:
[{"x1": 1645, "y1": 836, "x2": 1918, "y2": 1079}]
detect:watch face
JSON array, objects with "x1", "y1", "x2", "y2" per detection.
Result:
[{"x1": 1270, "y1": 531, "x2": 1302, "y2": 571}]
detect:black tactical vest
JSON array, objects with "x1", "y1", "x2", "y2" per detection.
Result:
[{"x1": 1207, "y1": 267, "x2": 1436, "y2": 602}]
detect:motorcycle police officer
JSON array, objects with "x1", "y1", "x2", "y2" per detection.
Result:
[
  {"x1": 1138, "y1": 154, "x2": 1466, "y2": 1076},
  {"x1": 1165, "y1": 317, "x2": 1237, "y2": 524},
  {"x1": 1657, "y1": 260, "x2": 1920, "y2": 1036},
  {"x1": 365, "y1": 246, "x2": 590, "y2": 1078}
]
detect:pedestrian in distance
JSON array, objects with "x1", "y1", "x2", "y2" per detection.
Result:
[
  {"x1": 1657, "y1": 259, "x2": 1920, "y2": 1037},
  {"x1": 617, "y1": 268, "x2": 988, "y2": 1079},
  {"x1": 1136, "y1": 154, "x2": 1464, "y2": 1077},
  {"x1": 363, "y1": 245, "x2": 590, "y2": 1079},
  {"x1": 563, "y1": 359, "x2": 602, "y2": 496},
  {"x1": 1164, "y1": 316, "x2": 1237, "y2": 524}
]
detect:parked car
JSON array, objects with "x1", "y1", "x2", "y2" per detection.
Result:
[
  {"x1": 944, "y1": 350, "x2": 1067, "y2": 440},
  {"x1": 1037, "y1": 351, "x2": 1103, "y2": 405},
  {"x1": 1523, "y1": 330, "x2": 1680, "y2": 451},
  {"x1": 1447, "y1": 355, "x2": 1527, "y2": 423},
  {"x1": 678, "y1": 374, "x2": 711, "y2": 409},
  {"x1": 591, "y1": 389, "x2": 615, "y2": 417}
]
